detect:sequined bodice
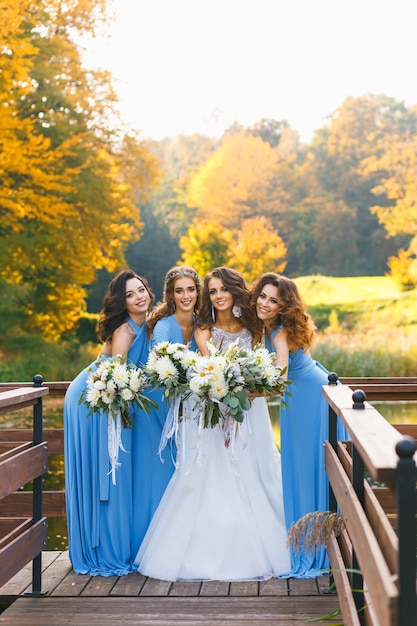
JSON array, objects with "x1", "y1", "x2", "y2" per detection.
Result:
[{"x1": 211, "y1": 326, "x2": 253, "y2": 351}]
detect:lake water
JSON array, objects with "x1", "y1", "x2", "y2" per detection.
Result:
[{"x1": 2, "y1": 398, "x2": 417, "y2": 550}]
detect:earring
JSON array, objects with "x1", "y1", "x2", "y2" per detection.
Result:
[
  {"x1": 232, "y1": 305, "x2": 242, "y2": 318},
  {"x1": 211, "y1": 305, "x2": 216, "y2": 322}
]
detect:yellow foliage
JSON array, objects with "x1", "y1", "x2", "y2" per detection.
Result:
[
  {"x1": 368, "y1": 135, "x2": 417, "y2": 237},
  {"x1": 0, "y1": 0, "x2": 160, "y2": 339},
  {"x1": 229, "y1": 217, "x2": 287, "y2": 283},
  {"x1": 187, "y1": 132, "x2": 278, "y2": 228},
  {"x1": 180, "y1": 216, "x2": 287, "y2": 284},
  {"x1": 180, "y1": 221, "x2": 233, "y2": 277}
]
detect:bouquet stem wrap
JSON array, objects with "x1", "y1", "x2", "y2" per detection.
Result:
[{"x1": 107, "y1": 409, "x2": 127, "y2": 485}]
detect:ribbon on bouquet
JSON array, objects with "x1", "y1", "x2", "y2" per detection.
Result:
[
  {"x1": 158, "y1": 394, "x2": 182, "y2": 461},
  {"x1": 107, "y1": 409, "x2": 127, "y2": 485}
]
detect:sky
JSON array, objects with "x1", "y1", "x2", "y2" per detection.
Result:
[{"x1": 82, "y1": 0, "x2": 417, "y2": 143}]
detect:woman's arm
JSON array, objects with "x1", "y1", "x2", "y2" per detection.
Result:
[
  {"x1": 109, "y1": 322, "x2": 135, "y2": 357},
  {"x1": 272, "y1": 328, "x2": 290, "y2": 377},
  {"x1": 194, "y1": 327, "x2": 212, "y2": 355}
]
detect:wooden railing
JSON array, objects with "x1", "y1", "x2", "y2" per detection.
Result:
[
  {"x1": 323, "y1": 378, "x2": 417, "y2": 626},
  {"x1": 0, "y1": 376, "x2": 416, "y2": 625},
  {"x1": 0, "y1": 377, "x2": 49, "y2": 594}
]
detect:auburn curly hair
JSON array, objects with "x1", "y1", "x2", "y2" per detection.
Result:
[{"x1": 251, "y1": 273, "x2": 316, "y2": 350}]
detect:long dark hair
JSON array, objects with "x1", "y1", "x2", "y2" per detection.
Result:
[
  {"x1": 251, "y1": 272, "x2": 316, "y2": 349},
  {"x1": 197, "y1": 266, "x2": 255, "y2": 331},
  {"x1": 97, "y1": 269, "x2": 154, "y2": 342},
  {"x1": 147, "y1": 265, "x2": 202, "y2": 332}
]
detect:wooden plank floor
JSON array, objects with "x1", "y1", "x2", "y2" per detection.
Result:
[{"x1": 0, "y1": 551, "x2": 344, "y2": 625}]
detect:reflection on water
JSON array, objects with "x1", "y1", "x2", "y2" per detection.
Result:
[
  {"x1": 1, "y1": 398, "x2": 416, "y2": 550},
  {"x1": 370, "y1": 401, "x2": 417, "y2": 424}
]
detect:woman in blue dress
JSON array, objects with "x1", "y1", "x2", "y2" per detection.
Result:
[
  {"x1": 131, "y1": 265, "x2": 202, "y2": 556},
  {"x1": 252, "y1": 272, "x2": 347, "y2": 578},
  {"x1": 64, "y1": 269, "x2": 154, "y2": 576}
]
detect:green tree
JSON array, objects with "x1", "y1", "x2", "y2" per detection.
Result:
[{"x1": 311, "y1": 93, "x2": 417, "y2": 274}]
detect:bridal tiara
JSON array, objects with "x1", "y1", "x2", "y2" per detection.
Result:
[{"x1": 166, "y1": 269, "x2": 200, "y2": 283}]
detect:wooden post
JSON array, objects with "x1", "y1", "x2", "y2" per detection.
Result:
[
  {"x1": 396, "y1": 436, "x2": 417, "y2": 626},
  {"x1": 31, "y1": 374, "x2": 45, "y2": 596},
  {"x1": 351, "y1": 389, "x2": 366, "y2": 622}
]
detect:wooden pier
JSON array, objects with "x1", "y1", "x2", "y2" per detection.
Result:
[
  {"x1": 1, "y1": 378, "x2": 416, "y2": 625},
  {"x1": 0, "y1": 551, "x2": 343, "y2": 625}
]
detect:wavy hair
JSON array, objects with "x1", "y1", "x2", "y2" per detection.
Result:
[
  {"x1": 197, "y1": 266, "x2": 255, "y2": 331},
  {"x1": 97, "y1": 269, "x2": 154, "y2": 342},
  {"x1": 147, "y1": 265, "x2": 202, "y2": 333},
  {"x1": 251, "y1": 272, "x2": 316, "y2": 350}
]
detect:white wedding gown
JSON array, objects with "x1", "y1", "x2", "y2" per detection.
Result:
[{"x1": 134, "y1": 327, "x2": 291, "y2": 581}]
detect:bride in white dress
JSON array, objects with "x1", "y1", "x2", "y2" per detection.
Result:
[{"x1": 134, "y1": 267, "x2": 291, "y2": 581}]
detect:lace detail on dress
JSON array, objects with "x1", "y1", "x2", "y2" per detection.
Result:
[{"x1": 211, "y1": 327, "x2": 253, "y2": 351}]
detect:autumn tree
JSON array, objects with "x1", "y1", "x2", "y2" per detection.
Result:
[
  {"x1": 186, "y1": 132, "x2": 278, "y2": 229},
  {"x1": 311, "y1": 93, "x2": 417, "y2": 274},
  {"x1": 0, "y1": 0, "x2": 160, "y2": 338},
  {"x1": 229, "y1": 217, "x2": 287, "y2": 283},
  {"x1": 365, "y1": 131, "x2": 417, "y2": 286},
  {"x1": 179, "y1": 221, "x2": 233, "y2": 278}
]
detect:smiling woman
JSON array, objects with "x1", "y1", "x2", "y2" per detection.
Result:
[{"x1": 63, "y1": 269, "x2": 154, "y2": 576}]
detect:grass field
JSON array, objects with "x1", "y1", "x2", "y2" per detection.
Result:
[
  {"x1": 1, "y1": 275, "x2": 417, "y2": 381},
  {"x1": 296, "y1": 275, "x2": 417, "y2": 376}
]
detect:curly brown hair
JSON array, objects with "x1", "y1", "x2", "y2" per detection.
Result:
[
  {"x1": 251, "y1": 273, "x2": 316, "y2": 350},
  {"x1": 197, "y1": 267, "x2": 256, "y2": 332},
  {"x1": 97, "y1": 270, "x2": 154, "y2": 342},
  {"x1": 147, "y1": 265, "x2": 202, "y2": 333}
]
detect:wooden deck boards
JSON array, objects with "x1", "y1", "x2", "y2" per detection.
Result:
[{"x1": 0, "y1": 551, "x2": 344, "y2": 625}]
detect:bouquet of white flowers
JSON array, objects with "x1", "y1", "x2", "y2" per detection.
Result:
[
  {"x1": 80, "y1": 354, "x2": 156, "y2": 428},
  {"x1": 225, "y1": 342, "x2": 289, "y2": 398},
  {"x1": 188, "y1": 340, "x2": 290, "y2": 429},
  {"x1": 146, "y1": 341, "x2": 199, "y2": 404},
  {"x1": 79, "y1": 354, "x2": 157, "y2": 484}
]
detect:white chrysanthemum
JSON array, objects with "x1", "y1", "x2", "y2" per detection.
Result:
[
  {"x1": 106, "y1": 379, "x2": 116, "y2": 393},
  {"x1": 86, "y1": 374, "x2": 96, "y2": 389},
  {"x1": 121, "y1": 388, "x2": 134, "y2": 401},
  {"x1": 100, "y1": 368, "x2": 110, "y2": 382},
  {"x1": 129, "y1": 369, "x2": 143, "y2": 392},
  {"x1": 254, "y1": 348, "x2": 271, "y2": 367},
  {"x1": 95, "y1": 360, "x2": 109, "y2": 377},
  {"x1": 182, "y1": 351, "x2": 198, "y2": 368},
  {"x1": 146, "y1": 351, "x2": 158, "y2": 370},
  {"x1": 101, "y1": 390, "x2": 115, "y2": 405},
  {"x1": 153, "y1": 342, "x2": 170, "y2": 358},
  {"x1": 93, "y1": 379, "x2": 106, "y2": 391},
  {"x1": 264, "y1": 365, "x2": 280, "y2": 386},
  {"x1": 154, "y1": 355, "x2": 179, "y2": 381},
  {"x1": 209, "y1": 375, "x2": 228, "y2": 400},
  {"x1": 166, "y1": 342, "x2": 182, "y2": 355},
  {"x1": 85, "y1": 387, "x2": 100, "y2": 406},
  {"x1": 112, "y1": 363, "x2": 130, "y2": 388}
]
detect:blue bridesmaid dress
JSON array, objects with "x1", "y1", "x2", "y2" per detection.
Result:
[
  {"x1": 266, "y1": 327, "x2": 347, "y2": 578},
  {"x1": 130, "y1": 314, "x2": 196, "y2": 556},
  {"x1": 64, "y1": 318, "x2": 147, "y2": 576}
]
